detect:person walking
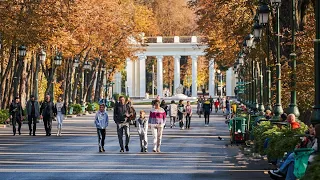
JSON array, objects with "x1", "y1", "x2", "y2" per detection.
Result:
[
  {"x1": 136, "y1": 110, "x2": 148, "y2": 152},
  {"x1": 203, "y1": 99, "x2": 211, "y2": 126},
  {"x1": 209, "y1": 96, "x2": 214, "y2": 112},
  {"x1": 113, "y1": 96, "x2": 132, "y2": 152},
  {"x1": 177, "y1": 100, "x2": 185, "y2": 130},
  {"x1": 9, "y1": 97, "x2": 24, "y2": 136},
  {"x1": 40, "y1": 95, "x2": 56, "y2": 136},
  {"x1": 185, "y1": 101, "x2": 192, "y2": 129},
  {"x1": 94, "y1": 104, "x2": 109, "y2": 152},
  {"x1": 26, "y1": 95, "x2": 40, "y2": 136},
  {"x1": 225, "y1": 97, "x2": 231, "y2": 119},
  {"x1": 55, "y1": 97, "x2": 67, "y2": 136},
  {"x1": 214, "y1": 99, "x2": 220, "y2": 113},
  {"x1": 168, "y1": 100, "x2": 177, "y2": 128},
  {"x1": 221, "y1": 97, "x2": 226, "y2": 113},
  {"x1": 197, "y1": 99, "x2": 203, "y2": 118},
  {"x1": 148, "y1": 100, "x2": 166, "y2": 152}
]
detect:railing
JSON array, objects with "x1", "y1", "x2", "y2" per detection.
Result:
[{"x1": 144, "y1": 36, "x2": 208, "y2": 44}]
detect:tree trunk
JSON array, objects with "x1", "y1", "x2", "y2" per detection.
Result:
[{"x1": 20, "y1": 57, "x2": 27, "y2": 108}]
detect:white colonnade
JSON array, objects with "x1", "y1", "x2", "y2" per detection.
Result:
[{"x1": 125, "y1": 36, "x2": 236, "y2": 98}]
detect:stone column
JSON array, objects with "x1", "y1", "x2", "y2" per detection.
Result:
[
  {"x1": 226, "y1": 67, "x2": 235, "y2": 96},
  {"x1": 139, "y1": 55, "x2": 147, "y2": 98},
  {"x1": 156, "y1": 55, "x2": 164, "y2": 97},
  {"x1": 191, "y1": 55, "x2": 198, "y2": 97},
  {"x1": 126, "y1": 58, "x2": 133, "y2": 97},
  {"x1": 174, "y1": 55, "x2": 181, "y2": 94},
  {"x1": 209, "y1": 59, "x2": 215, "y2": 97}
]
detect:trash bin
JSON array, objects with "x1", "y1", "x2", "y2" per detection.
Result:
[
  {"x1": 231, "y1": 117, "x2": 247, "y2": 144},
  {"x1": 81, "y1": 105, "x2": 86, "y2": 113},
  {"x1": 145, "y1": 93, "x2": 149, "y2": 99},
  {"x1": 69, "y1": 106, "x2": 74, "y2": 115}
]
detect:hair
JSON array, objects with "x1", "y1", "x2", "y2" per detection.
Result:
[
  {"x1": 171, "y1": 100, "x2": 175, "y2": 104},
  {"x1": 314, "y1": 124, "x2": 320, "y2": 139},
  {"x1": 179, "y1": 100, "x2": 183, "y2": 104},
  {"x1": 14, "y1": 96, "x2": 20, "y2": 100},
  {"x1": 287, "y1": 114, "x2": 296, "y2": 122},
  {"x1": 280, "y1": 113, "x2": 287, "y2": 121},
  {"x1": 30, "y1": 95, "x2": 35, "y2": 98},
  {"x1": 265, "y1": 110, "x2": 271, "y2": 115},
  {"x1": 154, "y1": 99, "x2": 160, "y2": 105},
  {"x1": 119, "y1": 96, "x2": 125, "y2": 99},
  {"x1": 140, "y1": 110, "x2": 145, "y2": 114},
  {"x1": 187, "y1": 101, "x2": 190, "y2": 103},
  {"x1": 99, "y1": 104, "x2": 106, "y2": 107}
]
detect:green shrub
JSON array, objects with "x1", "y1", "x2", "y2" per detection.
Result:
[
  {"x1": 71, "y1": 104, "x2": 82, "y2": 114},
  {"x1": 253, "y1": 121, "x2": 308, "y2": 159},
  {"x1": 87, "y1": 103, "x2": 99, "y2": 111},
  {"x1": 0, "y1": 109, "x2": 9, "y2": 124}
]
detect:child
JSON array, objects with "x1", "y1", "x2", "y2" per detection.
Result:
[
  {"x1": 136, "y1": 110, "x2": 148, "y2": 152},
  {"x1": 214, "y1": 99, "x2": 220, "y2": 113},
  {"x1": 168, "y1": 100, "x2": 178, "y2": 128},
  {"x1": 94, "y1": 104, "x2": 109, "y2": 152},
  {"x1": 177, "y1": 100, "x2": 185, "y2": 130}
]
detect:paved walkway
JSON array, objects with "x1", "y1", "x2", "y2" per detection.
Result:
[{"x1": 0, "y1": 105, "x2": 270, "y2": 180}]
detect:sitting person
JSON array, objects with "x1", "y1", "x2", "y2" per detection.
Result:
[
  {"x1": 265, "y1": 110, "x2": 272, "y2": 120},
  {"x1": 269, "y1": 124, "x2": 319, "y2": 180},
  {"x1": 287, "y1": 114, "x2": 300, "y2": 129},
  {"x1": 280, "y1": 113, "x2": 288, "y2": 122}
]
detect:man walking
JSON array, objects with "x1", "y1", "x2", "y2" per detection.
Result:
[
  {"x1": 9, "y1": 97, "x2": 24, "y2": 136},
  {"x1": 40, "y1": 95, "x2": 56, "y2": 136},
  {"x1": 113, "y1": 96, "x2": 132, "y2": 152},
  {"x1": 26, "y1": 95, "x2": 40, "y2": 136}
]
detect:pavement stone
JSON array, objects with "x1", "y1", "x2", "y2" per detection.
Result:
[{"x1": 0, "y1": 105, "x2": 270, "y2": 180}]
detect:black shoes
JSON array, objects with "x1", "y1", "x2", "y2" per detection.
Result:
[
  {"x1": 120, "y1": 149, "x2": 124, "y2": 152},
  {"x1": 125, "y1": 146, "x2": 129, "y2": 152},
  {"x1": 141, "y1": 148, "x2": 143, "y2": 152},
  {"x1": 29, "y1": 131, "x2": 31, "y2": 136},
  {"x1": 99, "y1": 147, "x2": 102, "y2": 152},
  {"x1": 102, "y1": 147, "x2": 105, "y2": 152}
]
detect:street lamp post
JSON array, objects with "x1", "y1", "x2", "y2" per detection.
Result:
[
  {"x1": 13, "y1": 45, "x2": 27, "y2": 98},
  {"x1": 82, "y1": 60, "x2": 91, "y2": 105},
  {"x1": 287, "y1": 0, "x2": 300, "y2": 118},
  {"x1": 270, "y1": 0, "x2": 284, "y2": 119},
  {"x1": 35, "y1": 49, "x2": 46, "y2": 100},
  {"x1": 258, "y1": 2, "x2": 272, "y2": 111},
  {"x1": 311, "y1": 0, "x2": 320, "y2": 125},
  {"x1": 51, "y1": 52, "x2": 62, "y2": 101},
  {"x1": 216, "y1": 70, "x2": 223, "y2": 97}
]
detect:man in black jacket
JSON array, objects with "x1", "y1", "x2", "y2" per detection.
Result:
[
  {"x1": 113, "y1": 96, "x2": 132, "y2": 152},
  {"x1": 40, "y1": 95, "x2": 56, "y2": 136},
  {"x1": 26, "y1": 95, "x2": 40, "y2": 136},
  {"x1": 9, "y1": 97, "x2": 25, "y2": 136}
]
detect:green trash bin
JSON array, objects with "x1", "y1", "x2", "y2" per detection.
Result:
[
  {"x1": 81, "y1": 105, "x2": 85, "y2": 113},
  {"x1": 69, "y1": 106, "x2": 74, "y2": 115},
  {"x1": 231, "y1": 117, "x2": 247, "y2": 144}
]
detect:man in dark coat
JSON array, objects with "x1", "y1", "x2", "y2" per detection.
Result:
[
  {"x1": 9, "y1": 97, "x2": 25, "y2": 136},
  {"x1": 40, "y1": 95, "x2": 56, "y2": 136},
  {"x1": 113, "y1": 96, "x2": 132, "y2": 152},
  {"x1": 26, "y1": 95, "x2": 40, "y2": 136}
]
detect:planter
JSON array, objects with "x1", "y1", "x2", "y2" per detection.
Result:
[{"x1": 69, "y1": 106, "x2": 74, "y2": 115}]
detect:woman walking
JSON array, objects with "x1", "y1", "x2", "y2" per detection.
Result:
[
  {"x1": 197, "y1": 99, "x2": 203, "y2": 118},
  {"x1": 185, "y1": 101, "x2": 192, "y2": 129},
  {"x1": 148, "y1": 100, "x2": 166, "y2": 152},
  {"x1": 55, "y1": 97, "x2": 67, "y2": 136},
  {"x1": 168, "y1": 100, "x2": 177, "y2": 128}
]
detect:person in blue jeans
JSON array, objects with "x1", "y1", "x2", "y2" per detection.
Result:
[{"x1": 269, "y1": 125, "x2": 319, "y2": 180}]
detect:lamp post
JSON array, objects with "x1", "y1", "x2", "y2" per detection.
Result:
[
  {"x1": 270, "y1": 0, "x2": 283, "y2": 119},
  {"x1": 35, "y1": 49, "x2": 46, "y2": 100},
  {"x1": 245, "y1": 34, "x2": 256, "y2": 109},
  {"x1": 81, "y1": 60, "x2": 91, "y2": 105},
  {"x1": 287, "y1": 0, "x2": 300, "y2": 118},
  {"x1": 254, "y1": 21, "x2": 265, "y2": 112},
  {"x1": 216, "y1": 70, "x2": 223, "y2": 97},
  {"x1": 258, "y1": 2, "x2": 272, "y2": 111},
  {"x1": 51, "y1": 52, "x2": 62, "y2": 101},
  {"x1": 310, "y1": 0, "x2": 320, "y2": 125},
  {"x1": 13, "y1": 45, "x2": 27, "y2": 98}
]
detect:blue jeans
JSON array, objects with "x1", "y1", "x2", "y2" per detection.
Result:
[{"x1": 279, "y1": 153, "x2": 296, "y2": 180}]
